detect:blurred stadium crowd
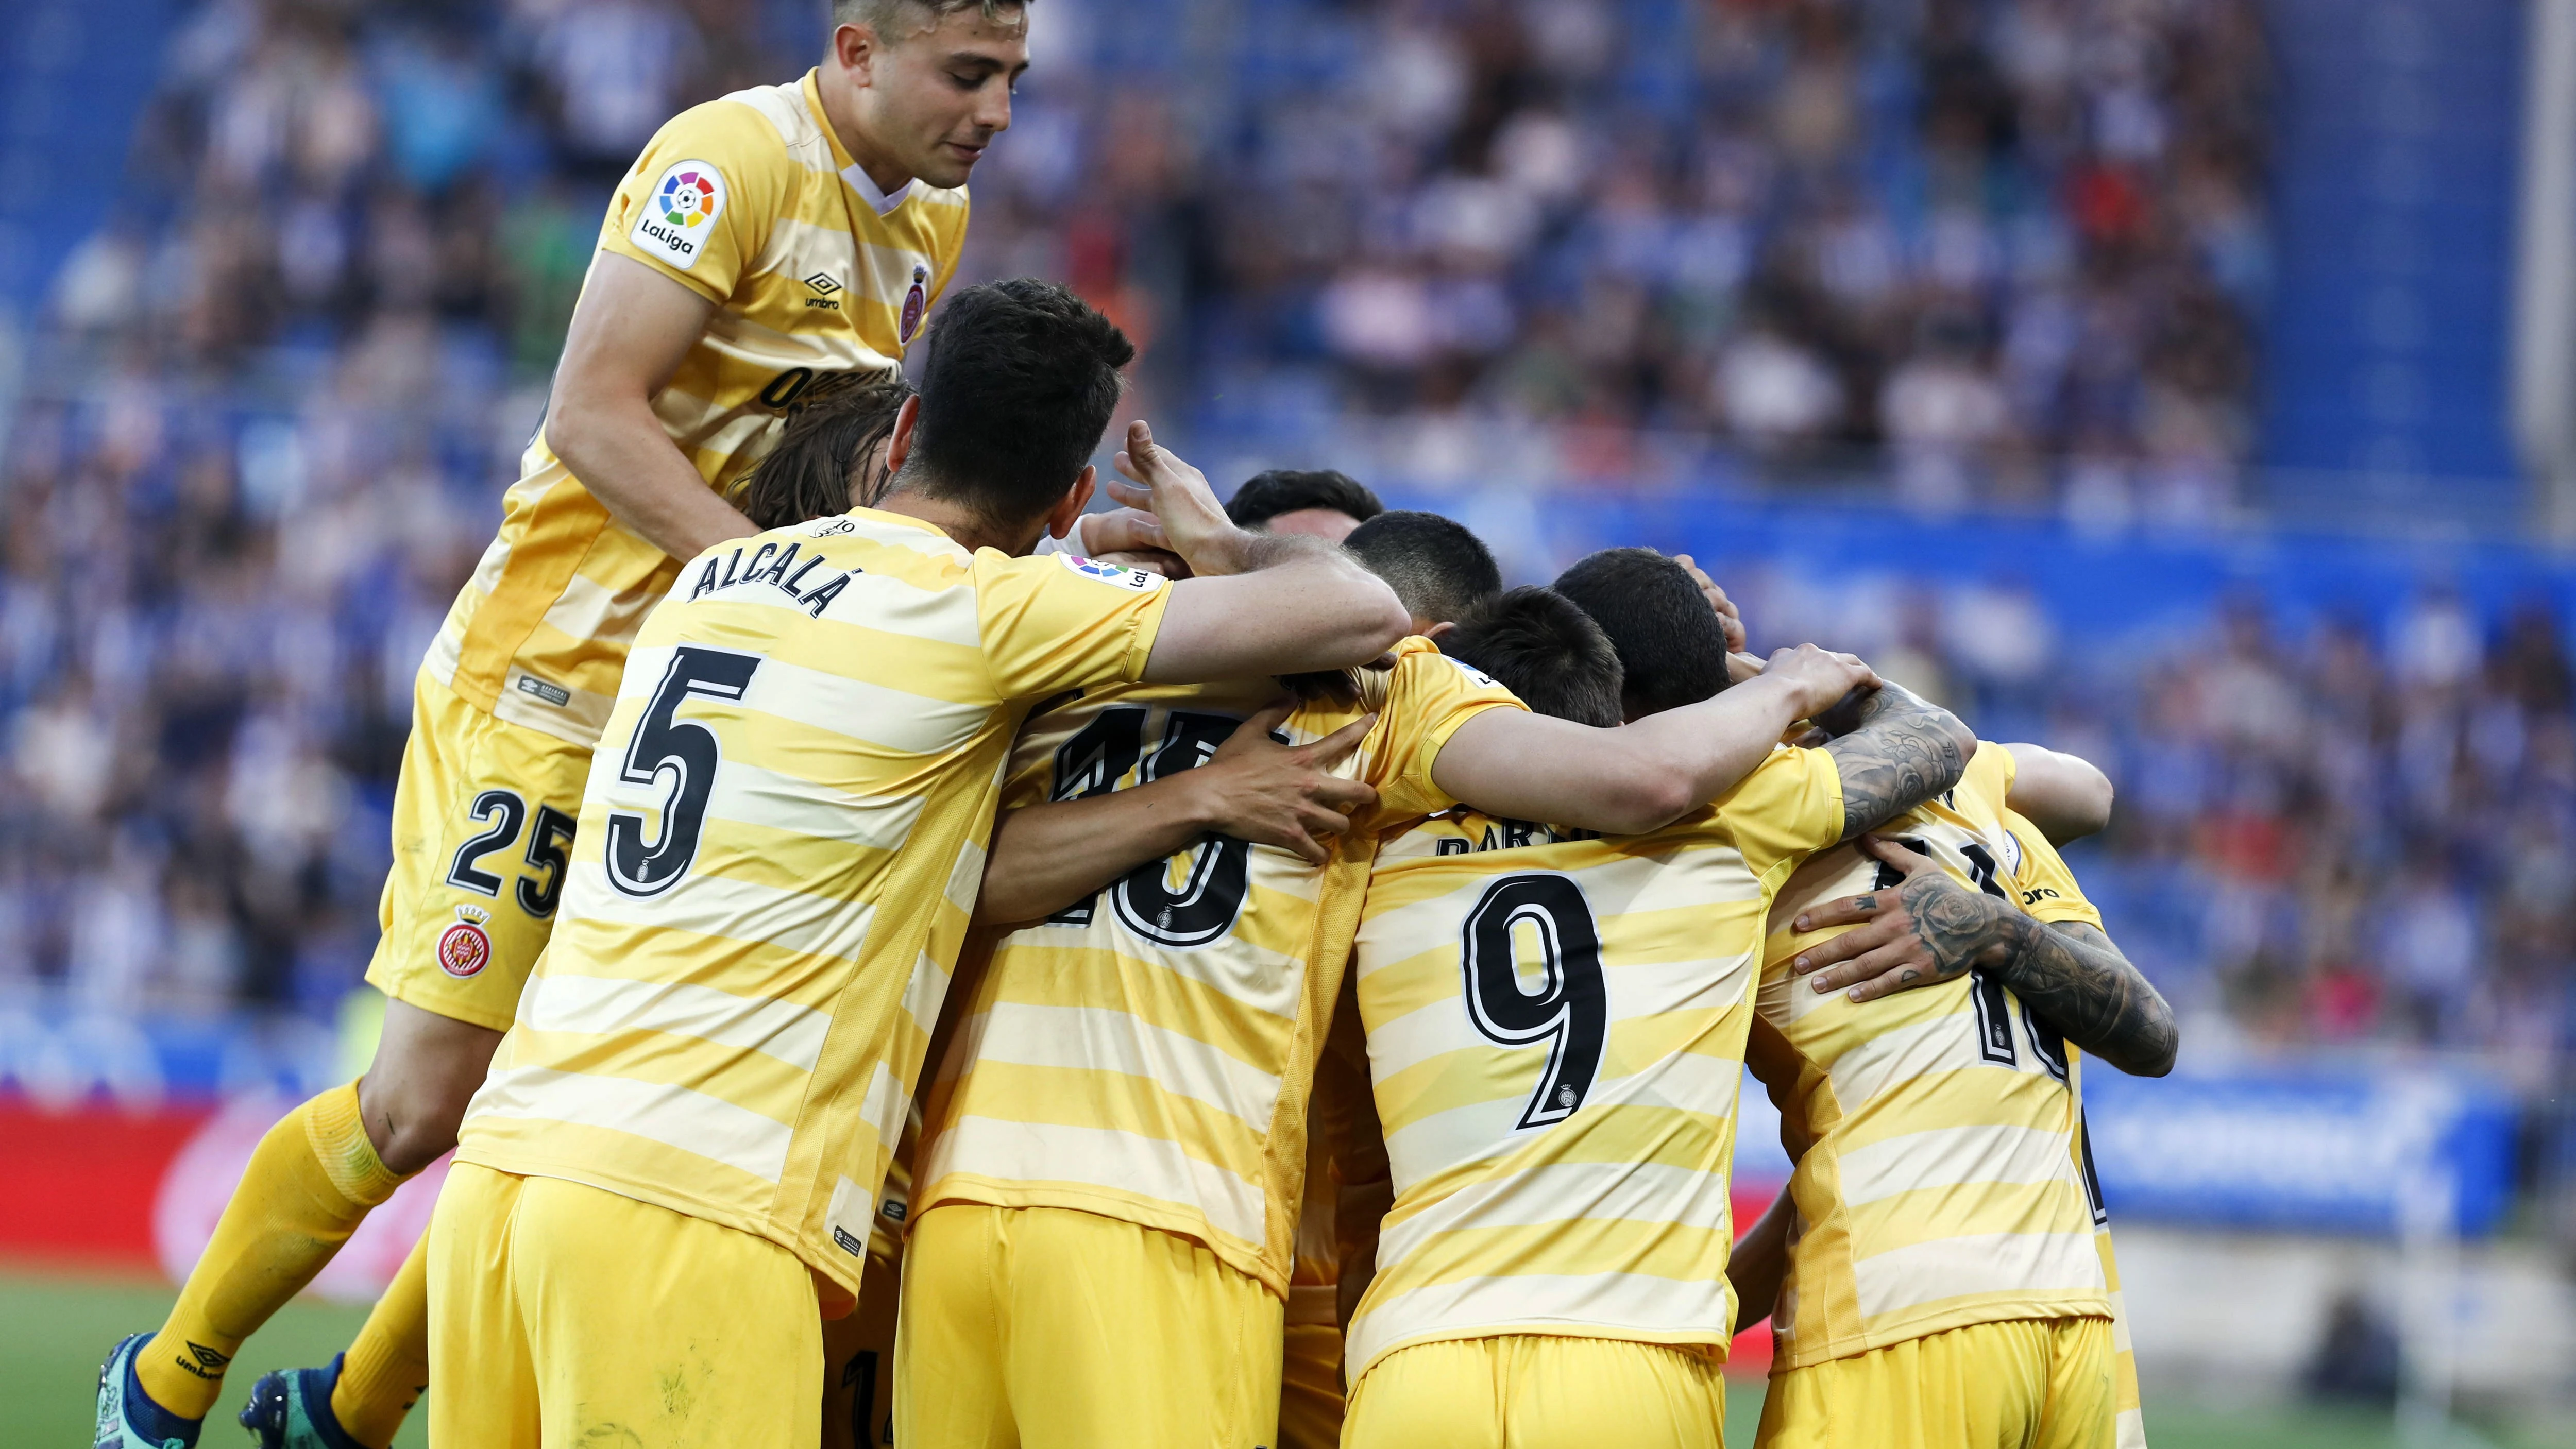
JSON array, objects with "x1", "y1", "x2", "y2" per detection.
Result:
[{"x1": 0, "y1": 0, "x2": 2565, "y2": 1090}]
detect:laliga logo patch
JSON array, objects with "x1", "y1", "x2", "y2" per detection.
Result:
[
  {"x1": 438, "y1": 905, "x2": 494, "y2": 979},
  {"x1": 630, "y1": 159, "x2": 727, "y2": 270},
  {"x1": 899, "y1": 261, "x2": 931, "y2": 343},
  {"x1": 1060, "y1": 553, "x2": 1161, "y2": 591}
]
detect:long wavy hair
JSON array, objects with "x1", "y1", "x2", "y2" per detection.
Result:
[{"x1": 731, "y1": 370, "x2": 916, "y2": 530}]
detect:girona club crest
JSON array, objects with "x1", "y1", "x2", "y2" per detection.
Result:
[
  {"x1": 900, "y1": 261, "x2": 931, "y2": 343},
  {"x1": 438, "y1": 906, "x2": 494, "y2": 979}
]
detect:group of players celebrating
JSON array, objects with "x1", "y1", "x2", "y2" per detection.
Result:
[{"x1": 95, "y1": 3, "x2": 2180, "y2": 1447}]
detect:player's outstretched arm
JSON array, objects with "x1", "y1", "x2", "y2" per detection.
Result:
[
  {"x1": 1726, "y1": 1190, "x2": 1795, "y2": 1334},
  {"x1": 1817, "y1": 681, "x2": 1979, "y2": 840},
  {"x1": 2003, "y1": 742, "x2": 2115, "y2": 844},
  {"x1": 1429, "y1": 645, "x2": 1883, "y2": 836},
  {"x1": 974, "y1": 704, "x2": 1378, "y2": 925},
  {"x1": 1108, "y1": 423, "x2": 1409, "y2": 680},
  {"x1": 1793, "y1": 838, "x2": 2180, "y2": 1077},
  {"x1": 546, "y1": 254, "x2": 763, "y2": 560}
]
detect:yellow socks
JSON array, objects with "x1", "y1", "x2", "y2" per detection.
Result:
[
  {"x1": 136, "y1": 1081, "x2": 409, "y2": 1418},
  {"x1": 329, "y1": 1232, "x2": 432, "y2": 1449}
]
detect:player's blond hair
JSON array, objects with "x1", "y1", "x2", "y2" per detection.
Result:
[{"x1": 834, "y1": 0, "x2": 1026, "y2": 33}]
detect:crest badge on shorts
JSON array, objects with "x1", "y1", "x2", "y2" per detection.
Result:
[
  {"x1": 438, "y1": 905, "x2": 494, "y2": 979},
  {"x1": 900, "y1": 261, "x2": 931, "y2": 343}
]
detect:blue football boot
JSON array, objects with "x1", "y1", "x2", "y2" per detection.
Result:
[
  {"x1": 93, "y1": 1332, "x2": 200, "y2": 1448},
  {"x1": 238, "y1": 1355, "x2": 371, "y2": 1449}
]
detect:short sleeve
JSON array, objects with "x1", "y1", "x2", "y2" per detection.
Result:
[
  {"x1": 1717, "y1": 746, "x2": 1847, "y2": 874},
  {"x1": 1364, "y1": 641, "x2": 1528, "y2": 822},
  {"x1": 974, "y1": 551, "x2": 1173, "y2": 702},
  {"x1": 1999, "y1": 808, "x2": 2106, "y2": 931},
  {"x1": 596, "y1": 100, "x2": 793, "y2": 305}
]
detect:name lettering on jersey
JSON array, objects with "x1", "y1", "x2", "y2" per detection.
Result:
[
  {"x1": 688, "y1": 540, "x2": 853, "y2": 617},
  {"x1": 630, "y1": 159, "x2": 728, "y2": 270},
  {"x1": 1432, "y1": 818, "x2": 1601, "y2": 855}
]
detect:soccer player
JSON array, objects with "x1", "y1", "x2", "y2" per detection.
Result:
[
  {"x1": 1726, "y1": 728, "x2": 2175, "y2": 1449},
  {"x1": 898, "y1": 516, "x2": 1888, "y2": 1449},
  {"x1": 96, "y1": 7, "x2": 1025, "y2": 1448},
  {"x1": 1224, "y1": 467, "x2": 1386, "y2": 541},
  {"x1": 416, "y1": 277, "x2": 1413, "y2": 1445},
  {"x1": 1331, "y1": 554, "x2": 1975, "y2": 1448}
]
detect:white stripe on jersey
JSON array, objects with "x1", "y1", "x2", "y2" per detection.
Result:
[
  {"x1": 1851, "y1": 1231, "x2": 2105, "y2": 1319},
  {"x1": 469, "y1": 1064, "x2": 793, "y2": 1183},
  {"x1": 1377, "y1": 1158, "x2": 1735, "y2": 1270},
  {"x1": 557, "y1": 862, "x2": 878, "y2": 963},
  {"x1": 1838, "y1": 1123, "x2": 2078, "y2": 1207},
  {"x1": 965, "y1": 1002, "x2": 1284, "y2": 1133},
  {"x1": 919, "y1": 1115, "x2": 1269, "y2": 1245},
  {"x1": 1827, "y1": 1008, "x2": 2054, "y2": 1107},
  {"x1": 518, "y1": 974, "x2": 829, "y2": 1071},
  {"x1": 693, "y1": 759, "x2": 928, "y2": 849},
  {"x1": 1348, "y1": 1270, "x2": 1738, "y2": 1376}
]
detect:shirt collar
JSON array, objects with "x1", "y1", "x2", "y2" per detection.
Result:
[{"x1": 802, "y1": 70, "x2": 914, "y2": 218}]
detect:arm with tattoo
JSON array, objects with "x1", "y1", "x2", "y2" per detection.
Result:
[
  {"x1": 1817, "y1": 683, "x2": 1978, "y2": 840},
  {"x1": 1790, "y1": 837, "x2": 2179, "y2": 1077}
]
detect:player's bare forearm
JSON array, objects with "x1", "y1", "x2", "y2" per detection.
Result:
[
  {"x1": 1795, "y1": 847, "x2": 2178, "y2": 1078},
  {"x1": 550, "y1": 391, "x2": 760, "y2": 560},
  {"x1": 1146, "y1": 546, "x2": 1408, "y2": 681},
  {"x1": 547, "y1": 252, "x2": 759, "y2": 561},
  {"x1": 1994, "y1": 920, "x2": 2178, "y2": 1078},
  {"x1": 1819, "y1": 683, "x2": 1976, "y2": 839},
  {"x1": 1726, "y1": 1191, "x2": 1795, "y2": 1334},
  {"x1": 1430, "y1": 655, "x2": 1875, "y2": 837},
  {"x1": 975, "y1": 705, "x2": 1377, "y2": 923},
  {"x1": 975, "y1": 783, "x2": 1221, "y2": 926},
  {"x1": 2003, "y1": 742, "x2": 2115, "y2": 844}
]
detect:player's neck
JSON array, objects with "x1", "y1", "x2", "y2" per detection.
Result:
[
  {"x1": 873, "y1": 490, "x2": 1039, "y2": 556},
  {"x1": 816, "y1": 71, "x2": 915, "y2": 196}
]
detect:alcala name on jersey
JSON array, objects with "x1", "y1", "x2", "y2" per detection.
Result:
[{"x1": 686, "y1": 537, "x2": 853, "y2": 617}]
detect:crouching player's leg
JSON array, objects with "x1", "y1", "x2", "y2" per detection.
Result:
[
  {"x1": 1342, "y1": 1336, "x2": 1725, "y2": 1449},
  {"x1": 428, "y1": 1164, "x2": 823, "y2": 1447},
  {"x1": 897, "y1": 1205, "x2": 1284, "y2": 1449},
  {"x1": 1755, "y1": 1317, "x2": 2115, "y2": 1449}
]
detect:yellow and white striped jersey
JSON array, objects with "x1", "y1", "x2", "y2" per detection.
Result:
[
  {"x1": 429, "y1": 71, "x2": 969, "y2": 745},
  {"x1": 915, "y1": 639, "x2": 1525, "y2": 1295},
  {"x1": 454, "y1": 510, "x2": 1168, "y2": 1299},
  {"x1": 2003, "y1": 807, "x2": 2147, "y2": 1449},
  {"x1": 1342, "y1": 745, "x2": 1846, "y2": 1383},
  {"x1": 1752, "y1": 748, "x2": 2110, "y2": 1371}
]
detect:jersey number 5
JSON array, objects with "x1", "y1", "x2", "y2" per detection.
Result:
[
  {"x1": 1461, "y1": 873, "x2": 1608, "y2": 1130},
  {"x1": 606, "y1": 646, "x2": 761, "y2": 898}
]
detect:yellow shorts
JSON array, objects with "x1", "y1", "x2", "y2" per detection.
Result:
[
  {"x1": 426, "y1": 1162, "x2": 822, "y2": 1447},
  {"x1": 896, "y1": 1203, "x2": 1284, "y2": 1449},
  {"x1": 365, "y1": 670, "x2": 592, "y2": 1031},
  {"x1": 1758, "y1": 1316, "x2": 2115, "y2": 1449},
  {"x1": 821, "y1": 1252, "x2": 900, "y2": 1449},
  {"x1": 1345, "y1": 1334, "x2": 1726, "y2": 1449},
  {"x1": 1278, "y1": 1317, "x2": 1343, "y2": 1449}
]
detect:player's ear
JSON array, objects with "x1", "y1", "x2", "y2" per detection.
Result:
[
  {"x1": 883, "y1": 394, "x2": 919, "y2": 478},
  {"x1": 834, "y1": 23, "x2": 879, "y2": 83},
  {"x1": 1421, "y1": 620, "x2": 1458, "y2": 642},
  {"x1": 1046, "y1": 466, "x2": 1096, "y2": 541}
]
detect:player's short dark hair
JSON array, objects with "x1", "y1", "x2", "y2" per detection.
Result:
[
  {"x1": 894, "y1": 278, "x2": 1133, "y2": 530},
  {"x1": 734, "y1": 370, "x2": 913, "y2": 530},
  {"x1": 836, "y1": 0, "x2": 1023, "y2": 33},
  {"x1": 1444, "y1": 587, "x2": 1624, "y2": 729},
  {"x1": 1553, "y1": 548, "x2": 1732, "y2": 719},
  {"x1": 1225, "y1": 470, "x2": 1384, "y2": 531},
  {"x1": 1343, "y1": 510, "x2": 1500, "y2": 625}
]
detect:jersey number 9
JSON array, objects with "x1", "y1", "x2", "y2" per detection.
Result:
[{"x1": 1461, "y1": 873, "x2": 1608, "y2": 1131}]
